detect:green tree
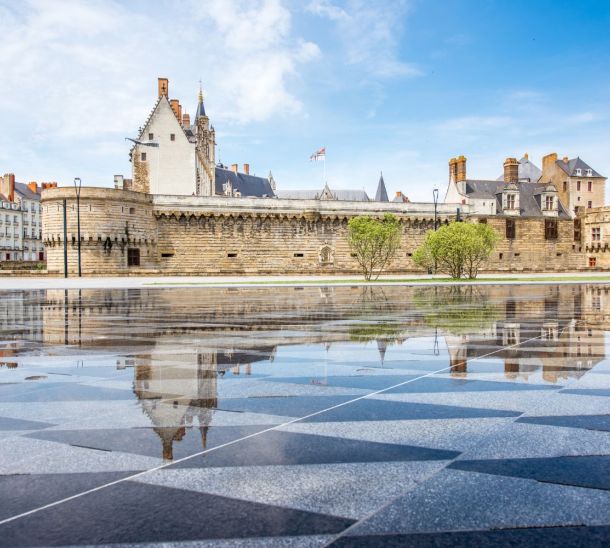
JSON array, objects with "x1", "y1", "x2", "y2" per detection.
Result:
[
  {"x1": 348, "y1": 214, "x2": 402, "y2": 281},
  {"x1": 413, "y1": 222, "x2": 499, "y2": 279}
]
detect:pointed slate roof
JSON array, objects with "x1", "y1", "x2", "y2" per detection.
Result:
[
  {"x1": 195, "y1": 86, "x2": 206, "y2": 119},
  {"x1": 214, "y1": 167, "x2": 275, "y2": 198},
  {"x1": 375, "y1": 172, "x2": 389, "y2": 202},
  {"x1": 496, "y1": 155, "x2": 542, "y2": 183},
  {"x1": 556, "y1": 157, "x2": 604, "y2": 178}
]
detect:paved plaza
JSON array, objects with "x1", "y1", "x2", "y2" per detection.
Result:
[{"x1": 1, "y1": 284, "x2": 610, "y2": 546}]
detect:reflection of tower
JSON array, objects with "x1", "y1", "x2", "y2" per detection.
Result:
[
  {"x1": 376, "y1": 339, "x2": 387, "y2": 365},
  {"x1": 133, "y1": 350, "x2": 218, "y2": 460}
]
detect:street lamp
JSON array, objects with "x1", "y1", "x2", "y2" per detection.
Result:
[
  {"x1": 433, "y1": 188, "x2": 439, "y2": 230},
  {"x1": 74, "y1": 177, "x2": 82, "y2": 277}
]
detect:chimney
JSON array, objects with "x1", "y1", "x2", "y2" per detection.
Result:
[
  {"x1": 27, "y1": 182, "x2": 38, "y2": 194},
  {"x1": 243, "y1": 163, "x2": 250, "y2": 175},
  {"x1": 524, "y1": 152, "x2": 529, "y2": 160},
  {"x1": 456, "y1": 156, "x2": 467, "y2": 182},
  {"x1": 396, "y1": 191, "x2": 402, "y2": 198},
  {"x1": 182, "y1": 113, "x2": 190, "y2": 127},
  {"x1": 503, "y1": 157, "x2": 519, "y2": 183},
  {"x1": 542, "y1": 152, "x2": 558, "y2": 173},
  {"x1": 170, "y1": 99, "x2": 180, "y2": 119},
  {"x1": 158, "y1": 78, "x2": 169, "y2": 98},
  {"x1": 1, "y1": 173, "x2": 15, "y2": 202},
  {"x1": 563, "y1": 156, "x2": 569, "y2": 164},
  {"x1": 177, "y1": 102, "x2": 182, "y2": 121},
  {"x1": 231, "y1": 163, "x2": 238, "y2": 173},
  {"x1": 448, "y1": 157, "x2": 458, "y2": 183},
  {"x1": 114, "y1": 175, "x2": 124, "y2": 189}
]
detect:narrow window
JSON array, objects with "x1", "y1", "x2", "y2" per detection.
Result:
[
  {"x1": 506, "y1": 218, "x2": 516, "y2": 239},
  {"x1": 574, "y1": 219, "x2": 581, "y2": 241},
  {"x1": 544, "y1": 219, "x2": 558, "y2": 240},
  {"x1": 563, "y1": 181, "x2": 567, "y2": 192},
  {"x1": 588, "y1": 201, "x2": 593, "y2": 208},
  {"x1": 141, "y1": 152, "x2": 147, "y2": 161},
  {"x1": 148, "y1": 133, "x2": 153, "y2": 140},
  {"x1": 127, "y1": 248, "x2": 140, "y2": 266},
  {"x1": 293, "y1": 253, "x2": 304, "y2": 257},
  {"x1": 589, "y1": 257, "x2": 597, "y2": 267},
  {"x1": 499, "y1": 253, "x2": 503, "y2": 260},
  {"x1": 577, "y1": 181, "x2": 581, "y2": 191},
  {"x1": 545, "y1": 196, "x2": 554, "y2": 210},
  {"x1": 506, "y1": 194, "x2": 515, "y2": 209},
  {"x1": 170, "y1": 133, "x2": 175, "y2": 141},
  {"x1": 588, "y1": 181, "x2": 592, "y2": 192}
]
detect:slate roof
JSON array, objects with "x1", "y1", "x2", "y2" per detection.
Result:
[
  {"x1": 214, "y1": 167, "x2": 275, "y2": 198},
  {"x1": 275, "y1": 187, "x2": 370, "y2": 201},
  {"x1": 461, "y1": 179, "x2": 570, "y2": 218},
  {"x1": 14, "y1": 182, "x2": 41, "y2": 200},
  {"x1": 375, "y1": 173, "x2": 389, "y2": 202},
  {"x1": 496, "y1": 155, "x2": 542, "y2": 183},
  {"x1": 556, "y1": 157, "x2": 605, "y2": 178}
]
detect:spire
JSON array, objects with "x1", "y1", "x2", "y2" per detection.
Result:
[
  {"x1": 375, "y1": 171, "x2": 389, "y2": 202},
  {"x1": 196, "y1": 82, "x2": 206, "y2": 119}
]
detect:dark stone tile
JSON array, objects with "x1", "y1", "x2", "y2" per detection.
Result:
[
  {"x1": 170, "y1": 429, "x2": 459, "y2": 468},
  {"x1": 0, "y1": 382, "x2": 134, "y2": 402},
  {"x1": 218, "y1": 395, "x2": 355, "y2": 417},
  {"x1": 330, "y1": 526, "x2": 610, "y2": 547},
  {"x1": 450, "y1": 455, "x2": 610, "y2": 491},
  {"x1": 0, "y1": 471, "x2": 133, "y2": 521},
  {"x1": 517, "y1": 414, "x2": 610, "y2": 432},
  {"x1": 560, "y1": 389, "x2": 610, "y2": 397},
  {"x1": 301, "y1": 399, "x2": 521, "y2": 423},
  {"x1": 26, "y1": 425, "x2": 268, "y2": 460},
  {"x1": 0, "y1": 480, "x2": 354, "y2": 546},
  {"x1": 263, "y1": 375, "x2": 418, "y2": 390},
  {"x1": 384, "y1": 377, "x2": 560, "y2": 394},
  {"x1": 0, "y1": 416, "x2": 55, "y2": 431}
]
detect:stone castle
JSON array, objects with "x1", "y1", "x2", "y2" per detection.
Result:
[{"x1": 41, "y1": 78, "x2": 609, "y2": 275}]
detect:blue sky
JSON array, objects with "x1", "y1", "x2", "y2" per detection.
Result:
[{"x1": 1, "y1": 0, "x2": 609, "y2": 201}]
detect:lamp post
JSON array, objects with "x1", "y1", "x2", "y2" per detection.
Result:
[
  {"x1": 74, "y1": 177, "x2": 82, "y2": 277},
  {"x1": 433, "y1": 188, "x2": 439, "y2": 230}
]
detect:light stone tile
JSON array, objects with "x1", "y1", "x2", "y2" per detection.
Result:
[
  {"x1": 136, "y1": 461, "x2": 449, "y2": 520},
  {"x1": 347, "y1": 468, "x2": 610, "y2": 536},
  {"x1": 93, "y1": 534, "x2": 335, "y2": 547}
]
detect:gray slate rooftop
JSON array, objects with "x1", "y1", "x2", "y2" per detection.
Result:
[
  {"x1": 496, "y1": 155, "x2": 542, "y2": 183},
  {"x1": 557, "y1": 157, "x2": 605, "y2": 178},
  {"x1": 215, "y1": 167, "x2": 275, "y2": 198}
]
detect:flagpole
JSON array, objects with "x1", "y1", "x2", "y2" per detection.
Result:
[{"x1": 323, "y1": 146, "x2": 326, "y2": 184}]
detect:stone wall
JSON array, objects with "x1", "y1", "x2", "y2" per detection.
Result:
[{"x1": 583, "y1": 206, "x2": 610, "y2": 268}]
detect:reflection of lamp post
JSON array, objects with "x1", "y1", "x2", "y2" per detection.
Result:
[
  {"x1": 74, "y1": 177, "x2": 82, "y2": 277},
  {"x1": 63, "y1": 199, "x2": 68, "y2": 278},
  {"x1": 433, "y1": 188, "x2": 439, "y2": 230}
]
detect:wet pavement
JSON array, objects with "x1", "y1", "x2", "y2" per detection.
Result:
[{"x1": 1, "y1": 284, "x2": 610, "y2": 546}]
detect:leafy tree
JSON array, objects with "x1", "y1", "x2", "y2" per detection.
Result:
[
  {"x1": 413, "y1": 222, "x2": 499, "y2": 279},
  {"x1": 348, "y1": 214, "x2": 401, "y2": 281}
]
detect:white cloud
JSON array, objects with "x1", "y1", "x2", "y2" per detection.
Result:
[{"x1": 307, "y1": 0, "x2": 419, "y2": 78}]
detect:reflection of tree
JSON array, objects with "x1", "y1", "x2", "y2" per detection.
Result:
[
  {"x1": 412, "y1": 285, "x2": 501, "y2": 335},
  {"x1": 348, "y1": 322, "x2": 405, "y2": 343}
]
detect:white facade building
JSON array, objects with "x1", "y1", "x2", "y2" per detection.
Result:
[{"x1": 0, "y1": 199, "x2": 23, "y2": 261}]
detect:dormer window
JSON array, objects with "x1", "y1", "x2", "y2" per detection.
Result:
[
  {"x1": 576, "y1": 168, "x2": 582, "y2": 176},
  {"x1": 544, "y1": 196, "x2": 554, "y2": 210},
  {"x1": 506, "y1": 194, "x2": 516, "y2": 209},
  {"x1": 586, "y1": 169, "x2": 593, "y2": 176}
]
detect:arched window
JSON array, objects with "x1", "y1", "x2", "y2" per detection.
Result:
[{"x1": 319, "y1": 246, "x2": 333, "y2": 264}]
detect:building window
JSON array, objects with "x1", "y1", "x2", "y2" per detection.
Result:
[
  {"x1": 544, "y1": 196, "x2": 554, "y2": 210},
  {"x1": 588, "y1": 181, "x2": 592, "y2": 192},
  {"x1": 592, "y1": 227, "x2": 601, "y2": 241},
  {"x1": 170, "y1": 133, "x2": 175, "y2": 141},
  {"x1": 563, "y1": 181, "x2": 567, "y2": 192},
  {"x1": 479, "y1": 218, "x2": 487, "y2": 224},
  {"x1": 127, "y1": 248, "x2": 140, "y2": 267},
  {"x1": 574, "y1": 219, "x2": 581, "y2": 241},
  {"x1": 293, "y1": 253, "x2": 304, "y2": 257},
  {"x1": 577, "y1": 181, "x2": 581, "y2": 191},
  {"x1": 544, "y1": 219, "x2": 558, "y2": 240},
  {"x1": 320, "y1": 246, "x2": 333, "y2": 264},
  {"x1": 227, "y1": 253, "x2": 237, "y2": 258},
  {"x1": 506, "y1": 218, "x2": 516, "y2": 239},
  {"x1": 506, "y1": 194, "x2": 515, "y2": 209},
  {"x1": 499, "y1": 253, "x2": 503, "y2": 260},
  {"x1": 576, "y1": 169, "x2": 582, "y2": 176},
  {"x1": 588, "y1": 201, "x2": 593, "y2": 209},
  {"x1": 589, "y1": 257, "x2": 597, "y2": 267},
  {"x1": 587, "y1": 169, "x2": 593, "y2": 176},
  {"x1": 141, "y1": 152, "x2": 147, "y2": 161},
  {"x1": 148, "y1": 133, "x2": 153, "y2": 140},
  {"x1": 129, "y1": 207, "x2": 135, "y2": 214}
]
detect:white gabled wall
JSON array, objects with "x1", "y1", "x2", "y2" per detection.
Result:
[{"x1": 135, "y1": 98, "x2": 196, "y2": 196}]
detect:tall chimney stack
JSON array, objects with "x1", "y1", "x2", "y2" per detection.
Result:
[
  {"x1": 158, "y1": 78, "x2": 169, "y2": 98},
  {"x1": 448, "y1": 158, "x2": 458, "y2": 183},
  {"x1": 182, "y1": 113, "x2": 190, "y2": 127},
  {"x1": 456, "y1": 156, "x2": 467, "y2": 182},
  {"x1": 231, "y1": 164, "x2": 238, "y2": 173},
  {"x1": 503, "y1": 157, "x2": 519, "y2": 183},
  {"x1": 243, "y1": 163, "x2": 250, "y2": 175},
  {"x1": 27, "y1": 182, "x2": 38, "y2": 194},
  {"x1": 170, "y1": 99, "x2": 180, "y2": 119},
  {"x1": 1, "y1": 173, "x2": 15, "y2": 202},
  {"x1": 542, "y1": 152, "x2": 558, "y2": 173}
]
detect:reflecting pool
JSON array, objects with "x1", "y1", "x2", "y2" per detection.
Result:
[{"x1": 1, "y1": 284, "x2": 610, "y2": 546}]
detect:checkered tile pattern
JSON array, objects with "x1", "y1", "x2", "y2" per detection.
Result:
[{"x1": 1, "y1": 285, "x2": 610, "y2": 546}]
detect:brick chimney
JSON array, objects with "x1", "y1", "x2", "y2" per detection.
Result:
[
  {"x1": 243, "y1": 163, "x2": 250, "y2": 175},
  {"x1": 231, "y1": 164, "x2": 238, "y2": 173},
  {"x1": 158, "y1": 78, "x2": 169, "y2": 98},
  {"x1": 456, "y1": 156, "x2": 467, "y2": 182},
  {"x1": 182, "y1": 113, "x2": 190, "y2": 127},
  {"x1": 27, "y1": 181, "x2": 38, "y2": 194},
  {"x1": 170, "y1": 99, "x2": 180, "y2": 119},
  {"x1": 563, "y1": 156, "x2": 569, "y2": 164},
  {"x1": 542, "y1": 152, "x2": 558, "y2": 173},
  {"x1": 1, "y1": 173, "x2": 15, "y2": 202},
  {"x1": 524, "y1": 152, "x2": 529, "y2": 160},
  {"x1": 448, "y1": 158, "x2": 458, "y2": 183},
  {"x1": 503, "y1": 157, "x2": 519, "y2": 183}
]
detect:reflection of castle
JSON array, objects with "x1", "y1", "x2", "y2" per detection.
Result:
[{"x1": 127, "y1": 344, "x2": 277, "y2": 460}]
